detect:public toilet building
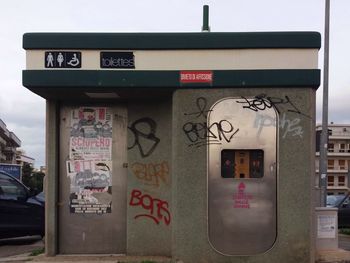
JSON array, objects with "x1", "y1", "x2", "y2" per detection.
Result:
[{"x1": 23, "y1": 31, "x2": 321, "y2": 263}]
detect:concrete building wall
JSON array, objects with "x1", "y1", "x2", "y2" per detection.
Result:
[
  {"x1": 172, "y1": 88, "x2": 316, "y2": 263},
  {"x1": 44, "y1": 88, "x2": 316, "y2": 261},
  {"x1": 127, "y1": 98, "x2": 172, "y2": 256}
]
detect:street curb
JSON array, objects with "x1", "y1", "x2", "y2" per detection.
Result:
[{"x1": 29, "y1": 254, "x2": 172, "y2": 263}]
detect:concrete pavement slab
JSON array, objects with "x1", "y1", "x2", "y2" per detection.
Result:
[
  {"x1": 0, "y1": 236, "x2": 43, "y2": 258},
  {"x1": 316, "y1": 249, "x2": 350, "y2": 263},
  {"x1": 30, "y1": 255, "x2": 172, "y2": 263}
]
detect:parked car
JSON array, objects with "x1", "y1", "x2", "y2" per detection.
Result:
[
  {"x1": 0, "y1": 171, "x2": 44, "y2": 239},
  {"x1": 327, "y1": 194, "x2": 350, "y2": 228}
]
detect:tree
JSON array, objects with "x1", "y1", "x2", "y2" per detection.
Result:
[
  {"x1": 21, "y1": 164, "x2": 45, "y2": 192},
  {"x1": 28, "y1": 171, "x2": 45, "y2": 192},
  {"x1": 21, "y1": 163, "x2": 33, "y2": 187}
]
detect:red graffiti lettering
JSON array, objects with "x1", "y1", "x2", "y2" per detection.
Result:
[{"x1": 129, "y1": 189, "x2": 171, "y2": 226}]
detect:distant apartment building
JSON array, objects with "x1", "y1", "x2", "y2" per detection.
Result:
[
  {"x1": 16, "y1": 149, "x2": 35, "y2": 167},
  {"x1": 39, "y1": 166, "x2": 46, "y2": 174},
  {"x1": 316, "y1": 124, "x2": 350, "y2": 195},
  {"x1": 0, "y1": 118, "x2": 21, "y2": 164}
]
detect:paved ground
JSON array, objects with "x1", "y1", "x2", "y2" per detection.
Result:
[
  {"x1": 339, "y1": 234, "x2": 350, "y2": 251},
  {"x1": 1, "y1": 234, "x2": 350, "y2": 263},
  {"x1": 317, "y1": 249, "x2": 350, "y2": 263},
  {"x1": 0, "y1": 235, "x2": 43, "y2": 258}
]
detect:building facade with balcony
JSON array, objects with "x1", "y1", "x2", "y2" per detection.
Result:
[
  {"x1": 316, "y1": 124, "x2": 350, "y2": 195},
  {"x1": 0, "y1": 118, "x2": 21, "y2": 164},
  {"x1": 16, "y1": 149, "x2": 35, "y2": 167}
]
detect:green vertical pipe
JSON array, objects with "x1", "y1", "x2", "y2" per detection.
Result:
[{"x1": 202, "y1": 5, "x2": 210, "y2": 32}]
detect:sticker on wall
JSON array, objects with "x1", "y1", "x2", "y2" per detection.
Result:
[
  {"x1": 233, "y1": 182, "x2": 252, "y2": 209},
  {"x1": 180, "y1": 71, "x2": 213, "y2": 84},
  {"x1": 67, "y1": 107, "x2": 113, "y2": 214}
]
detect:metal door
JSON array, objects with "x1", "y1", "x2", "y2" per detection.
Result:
[
  {"x1": 208, "y1": 97, "x2": 277, "y2": 255},
  {"x1": 59, "y1": 105, "x2": 127, "y2": 254}
]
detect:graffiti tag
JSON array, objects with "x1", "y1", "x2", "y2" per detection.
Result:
[
  {"x1": 128, "y1": 118, "x2": 160, "y2": 158},
  {"x1": 129, "y1": 189, "x2": 171, "y2": 226},
  {"x1": 183, "y1": 120, "x2": 239, "y2": 147},
  {"x1": 184, "y1": 97, "x2": 212, "y2": 119},
  {"x1": 131, "y1": 161, "x2": 169, "y2": 187},
  {"x1": 254, "y1": 112, "x2": 303, "y2": 139},
  {"x1": 236, "y1": 94, "x2": 310, "y2": 118}
]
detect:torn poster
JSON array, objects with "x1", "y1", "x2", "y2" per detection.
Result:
[{"x1": 67, "y1": 107, "x2": 113, "y2": 214}]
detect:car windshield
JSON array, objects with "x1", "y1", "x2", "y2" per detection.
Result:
[
  {"x1": 36, "y1": 191, "x2": 45, "y2": 199},
  {"x1": 326, "y1": 195, "x2": 345, "y2": 207}
]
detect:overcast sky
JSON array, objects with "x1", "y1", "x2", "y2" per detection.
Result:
[{"x1": 0, "y1": 0, "x2": 349, "y2": 168}]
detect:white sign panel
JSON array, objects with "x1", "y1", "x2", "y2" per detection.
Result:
[{"x1": 317, "y1": 215, "x2": 337, "y2": 239}]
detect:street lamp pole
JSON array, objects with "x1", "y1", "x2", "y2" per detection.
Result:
[{"x1": 319, "y1": 0, "x2": 330, "y2": 207}]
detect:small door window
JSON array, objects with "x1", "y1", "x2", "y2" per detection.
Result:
[{"x1": 221, "y1": 149, "x2": 264, "y2": 179}]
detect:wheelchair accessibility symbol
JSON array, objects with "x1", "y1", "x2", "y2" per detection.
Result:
[{"x1": 67, "y1": 53, "x2": 80, "y2": 67}]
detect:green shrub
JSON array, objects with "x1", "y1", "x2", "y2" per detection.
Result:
[
  {"x1": 339, "y1": 228, "x2": 350, "y2": 235},
  {"x1": 30, "y1": 247, "x2": 45, "y2": 256}
]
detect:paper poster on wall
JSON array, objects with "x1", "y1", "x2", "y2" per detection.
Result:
[
  {"x1": 67, "y1": 107, "x2": 113, "y2": 214},
  {"x1": 70, "y1": 107, "x2": 112, "y2": 160},
  {"x1": 67, "y1": 160, "x2": 112, "y2": 214}
]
